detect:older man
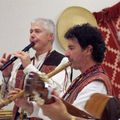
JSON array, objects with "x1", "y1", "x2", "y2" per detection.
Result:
[{"x1": 0, "y1": 18, "x2": 72, "y2": 120}]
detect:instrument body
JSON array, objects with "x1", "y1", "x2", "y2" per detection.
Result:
[{"x1": 25, "y1": 72, "x2": 92, "y2": 119}]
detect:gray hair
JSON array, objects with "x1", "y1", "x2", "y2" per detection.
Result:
[{"x1": 31, "y1": 18, "x2": 55, "y2": 34}]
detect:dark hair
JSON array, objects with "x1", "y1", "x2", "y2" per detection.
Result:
[{"x1": 64, "y1": 23, "x2": 106, "y2": 63}]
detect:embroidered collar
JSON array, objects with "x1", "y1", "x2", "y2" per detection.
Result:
[
  {"x1": 80, "y1": 64, "x2": 104, "y2": 80},
  {"x1": 33, "y1": 49, "x2": 54, "y2": 68},
  {"x1": 34, "y1": 48, "x2": 54, "y2": 61},
  {"x1": 62, "y1": 64, "x2": 104, "y2": 100}
]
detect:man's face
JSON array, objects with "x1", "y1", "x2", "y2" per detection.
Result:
[
  {"x1": 29, "y1": 22, "x2": 52, "y2": 52},
  {"x1": 65, "y1": 39, "x2": 87, "y2": 70}
]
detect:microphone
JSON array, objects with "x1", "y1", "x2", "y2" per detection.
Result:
[{"x1": 0, "y1": 42, "x2": 35, "y2": 71}]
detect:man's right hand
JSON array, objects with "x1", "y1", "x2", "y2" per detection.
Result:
[
  {"x1": 0, "y1": 53, "x2": 13, "y2": 77},
  {"x1": 8, "y1": 88, "x2": 33, "y2": 114}
]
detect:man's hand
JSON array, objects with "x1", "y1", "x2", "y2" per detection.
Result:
[
  {"x1": 8, "y1": 88, "x2": 33, "y2": 114},
  {"x1": 41, "y1": 95, "x2": 71, "y2": 120},
  {"x1": 13, "y1": 51, "x2": 31, "y2": 68},
  {"x1": 0, "y1": 53, "x2": 13, "y2": 77},
  {"x1": 41, "y1": 95, "x2": 86, "y2": 120}
]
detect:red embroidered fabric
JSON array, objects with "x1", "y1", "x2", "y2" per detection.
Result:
[{"x1": 93, "y1": 2, "x2": 120, "y2": 99}]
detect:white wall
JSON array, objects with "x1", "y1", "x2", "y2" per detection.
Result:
[{"x1": 0, "y1": 0, "x2": 119, "y2": 56}]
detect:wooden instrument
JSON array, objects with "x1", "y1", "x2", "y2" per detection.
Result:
[
  {"x1": 0, "y1": 110, "x2": 12, "y2": 120},
  {"x1": 25, "y1": 72, "x2": 93, "y2": 119},
  {"x1": 0, "y1": 42, "x2": 34, "y2": 71}
]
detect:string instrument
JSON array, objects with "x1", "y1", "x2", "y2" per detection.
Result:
[{"x1": 24, "y1": 72, "x2": 93, "y2": 119}]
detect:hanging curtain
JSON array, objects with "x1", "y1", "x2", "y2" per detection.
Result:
[{"x1": 93, "y1": 2, "x2": 120, "y2": 99}]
